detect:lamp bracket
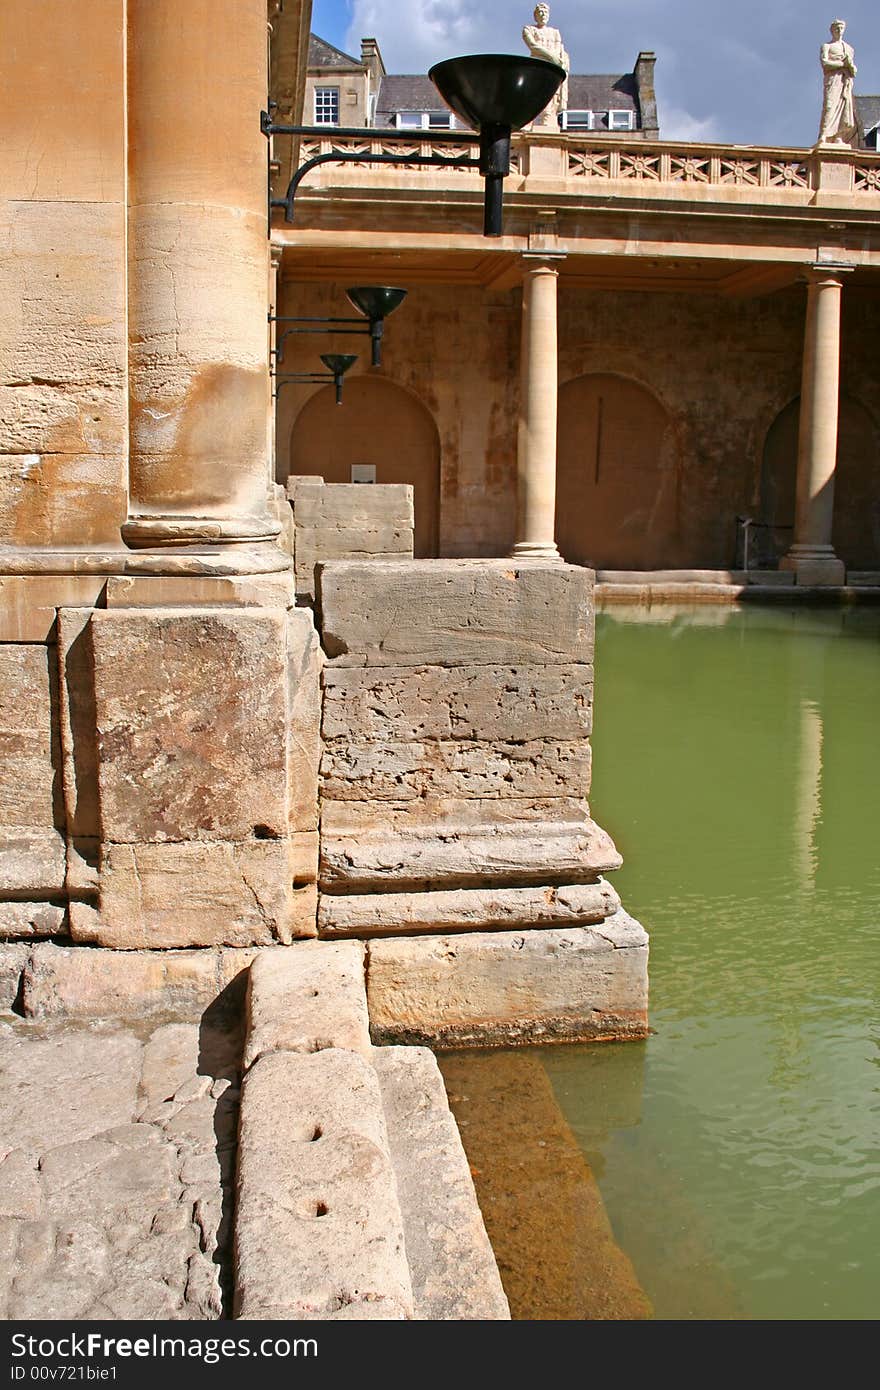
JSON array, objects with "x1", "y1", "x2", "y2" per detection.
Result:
[{"x1": 262, "y1": 116, "x2": 480, "y2": 227}]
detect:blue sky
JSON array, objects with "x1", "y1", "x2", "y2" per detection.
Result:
[{"x1": 308, "y1": 0, "x2": 880, "y2": 145}]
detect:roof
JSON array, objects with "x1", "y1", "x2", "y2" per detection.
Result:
[
  {"x1": 308, "y1": 34, "x2": 362, "y2": 70},
  {"x1": 855, "y1": 94, "x2": 880, "y2": 133},
  {"x1": 568, "y1": 73, "x2": 638, "y2": 114},
  {"x1": 374, "y1": 72, "x2": 640, "y2": 128},
  {"x1": 374, "y1": 75, "x2": 453, "y2": 126}
]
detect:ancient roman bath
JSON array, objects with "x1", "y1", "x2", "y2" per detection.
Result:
[{"x1": 445, "y1": 603, "x2": 880, "y2": 1320}]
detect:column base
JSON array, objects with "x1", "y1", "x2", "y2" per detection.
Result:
[
  {"x1": 121, "y1": 514, "x2": 282, "y2": 550},
  {"x1": 509, "y1": 541, "x2": 562, "y2": 561},
  {"x1": 779, "y1": 545, "x2": 845, "y2": 587}
]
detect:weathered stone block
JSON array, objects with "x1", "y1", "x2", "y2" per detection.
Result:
[
  {"x1": 366, "y1": 913, "x2": 649, "y2": 1048},
  {"x1": 290, "y1": 482, "x2": 414, "y2": 601},
  {"x1": 321, "y1": 664, "x2": 593, "y2": 743},
  {"x1": 88, "y1": 608, "x2": 290, "y2": 844},
  {"x1": 235, "y1": 1049, "x2": 413, "y2": 1321},
  {"x1": 0, "y1": 831, "x2": 66, "y2": 895},
  {"x1": 68, "y1": 837, "x2": 318, "y2": 949},
  {"x1": 321, "y1": 738, "x2": 591, "y2": 801},
  {"x1": 320, "y1": 799, "x2": 621, "y2": 892},
  {"x1": 244, "y1": 942, "x2": 370, "y2": 1068},
  {"x1": 22, "y1": 944, "x2": 257, "y2": 1020},
  {"x1": 318, "y1": 881, "x2": 621, "y2": 939},
  {"x1": 318, "y1": 560, "x2": 594, "y2": 667},
  {"x1": 0, "y1": 645, "x2": 59, "y2": 828},
  {"x1": 373, "y1": 1046, "x2": 509, "y2": 1320},
  {"x1": 287, "y1": 608, "x2": 322, "y2": 832},
  {"x1": 0, "y1": 902, "x2": 67, "y2": 941}
]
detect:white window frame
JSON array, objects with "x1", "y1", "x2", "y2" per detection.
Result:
[
  {"x1": 314, "y1": 86, "x2": 340, "y2": 126},
  {"x1": 559, "y1": 109, "x2": 594, "y2": 131},
  {"x1": 394, "y1": 111, "x2": 455, "y2": 130},
  {"x1": 607, "y1": 108, "x2": 635, "y2": 131}
]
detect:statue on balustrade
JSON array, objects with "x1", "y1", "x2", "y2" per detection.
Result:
[
  {"x1": 522, "y1": 3, "x2": 570, "y2": 126},
  {"x1": 817, "y1": 19, "x2": 858, "y2": 147}
]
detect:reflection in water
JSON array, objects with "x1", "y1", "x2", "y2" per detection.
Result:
[{"x1": 794, "y1": 699, "x2": 823, "y2": 892}]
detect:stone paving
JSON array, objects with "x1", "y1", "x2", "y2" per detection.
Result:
[{"x1": 0, "y1": 1007, "x2": 242, "y2": 1321}]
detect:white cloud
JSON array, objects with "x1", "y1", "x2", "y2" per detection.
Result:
[
  {"x1": 341, "y1": 0, "x2": 880, "y2": 145},
  {"x1": 660, "y1": 107, "x2": 723, "y2": 144}
]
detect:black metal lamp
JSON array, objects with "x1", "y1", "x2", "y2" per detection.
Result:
[
  {"x1": 274, "y1": 352, "x2": 357, "y2": 404},
  {"x1": 428, "y1": 54, "x2": 566, "y2": 235},
  {"x1": 271, "y1": 286, "x2": 407, "y2": 368},
  {"x1": 263, "y1": 53, "x2": 563, "y2": 236},
  {"x1": 345, "y1": 287, "x2": 407, "y2": 366}
]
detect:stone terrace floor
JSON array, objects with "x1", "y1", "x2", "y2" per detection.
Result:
[{"x1": 0, "y1": 1007, "x2": 242, "y2": 1320}]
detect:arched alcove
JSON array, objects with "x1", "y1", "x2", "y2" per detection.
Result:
[
  {"x1": 555, "y1": 372, "x2": 679, "y2": 569},
  {"x1": 289, "y1": 376, "x2": 441, "y2": 557},
  {"x1": 761, "y1": 396, "x2": 880, "y2": 569}
]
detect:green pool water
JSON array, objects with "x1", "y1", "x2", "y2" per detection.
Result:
[{"x1": 542, "y1": 604, "x2": 880, "y2": 1321}]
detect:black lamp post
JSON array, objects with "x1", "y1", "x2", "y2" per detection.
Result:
[
  {"x1": 271, "y1": 286, "x2": 407, "y2": 368},
  {"x1": 262, "y1": 52, "x2": 564, "y2": 237},
  {"x1": 428, "y1": 54, "x2": 566, "y2": 236},
  {"x1": 274, "y1": 353, "x2": 358, "y2": 404}
]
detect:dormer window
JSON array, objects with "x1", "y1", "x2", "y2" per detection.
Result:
[
  {"x1": 559, "y1": 110, "x2": 594, "y2": 131},
  {"x1": 394, "y1": 111, "x2": 455, "y2": 130},
  {"x1": 608, "y1": 109, "x2": 635, "y2": 131},
  {"x1": 314, "y1": 86, "x2": 340, "y2": 125}
]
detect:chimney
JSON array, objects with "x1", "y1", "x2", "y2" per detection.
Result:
[
  {"x1": 634, "y1": 51, "x2": 659, "y2": 139},
  {"x1": 361, "y1": 37, "x2": 386, "y2": 82}
]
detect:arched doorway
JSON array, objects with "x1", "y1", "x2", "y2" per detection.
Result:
[
  {"x1": 555, "y1": 372, "x2": 679, "y2": 569},
  {"x1": 761, "y1": 396, "x2": 880, "y2": 569},
  {"x1": 289, "y1": 376, "x2": 441, "y2": 557}
]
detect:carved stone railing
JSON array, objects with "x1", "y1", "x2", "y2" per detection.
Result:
[
  {"x1": 298, "y1": 136, "x2": 525, "y2": 175},
  {"x1": 290, "y1": 131, "x2": 880, "y2": 205}
]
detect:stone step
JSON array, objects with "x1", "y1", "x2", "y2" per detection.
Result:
[{"x1": 373, "y1": 1045, "x2": 510, "y2": 1320}]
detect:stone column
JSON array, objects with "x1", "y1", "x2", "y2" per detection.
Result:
[
  {"x1": 780, "y1": 267, "x2": 851, "y2": 586},
  {"x1": 512, "y1": 257, "x2": 563, "y2": 560},
  {"x1": 124, "y1": 0, "x2": 280, "y2": 556}
]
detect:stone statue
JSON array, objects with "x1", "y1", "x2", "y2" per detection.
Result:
[
  {"x1": 817, "y1": 19, "x2": 858, "y2": 147},
  {"x1": 522, "y1": 4, "x2": 570, "y2": 125}
]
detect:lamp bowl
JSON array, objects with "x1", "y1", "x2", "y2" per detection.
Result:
[
  {"x1": 428, "y1": 53, "x2": 565, "y2": 132},
  {"x1": 320, "y1": 353, "x2": 358, "y2": 375},
  {"x1": 345, "y1": 286, "x2": 408, "y2": 322}
]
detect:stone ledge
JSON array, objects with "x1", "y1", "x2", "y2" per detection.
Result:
[
  {"x1": 318, "y1": 881, "x2": 621, "y2": 939},
  {"x1": 366, "y1": 913, "x2": 649, "y2": 1049}
]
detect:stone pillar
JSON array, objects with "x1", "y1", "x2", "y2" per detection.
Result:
[
  {"x1": 780, "y1": 267, "x2": 851, "y2": 586},
  {"x1": 512, "y1": 258, "x2": 563, "y2": 560},
  {"x1": 124, "y1": 0, "x2": 280, "y2": 555}
]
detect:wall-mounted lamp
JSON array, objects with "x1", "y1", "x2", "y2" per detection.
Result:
[
  {"x1": 274, "y1": 353, "x2": 358, "y2": 404},
  {"x1": 271, "y1": 286, "x2": 407, "y2": 368},
  {"x1": 263, "y1": 54, "x2": 563, "y2": 237},
  {"x1": 428, "y1": 55, "x2": 566, "y2": 236}
]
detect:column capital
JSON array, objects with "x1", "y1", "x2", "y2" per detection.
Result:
[
  {"x1": 804, "y1": 263, "x2": 855, "y2": 285},
  {"x1": 521, "y1": 252, "x2": 566, "y2": 274}
]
